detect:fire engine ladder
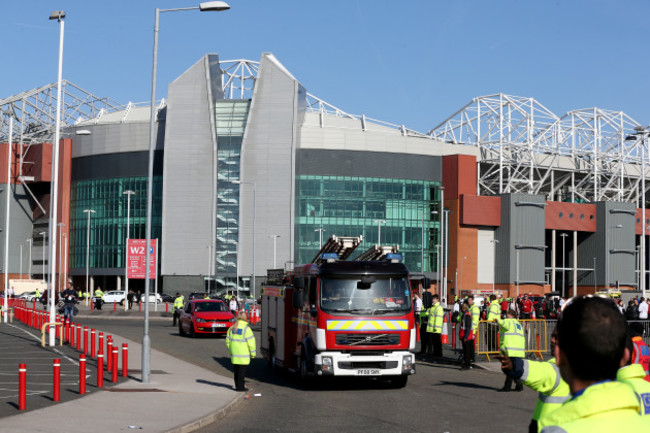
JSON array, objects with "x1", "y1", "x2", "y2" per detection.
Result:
[
  {"x1": 311, "y1": 235, "x2": 363, "y2": 264},
  {"x1": 352, "y1": 245, "x2": 400, "y2": 261}
]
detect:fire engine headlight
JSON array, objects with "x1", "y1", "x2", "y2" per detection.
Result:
[
  {"x1": 402, "y1": 355, "x2": 413, "y2": 370},
  {"x1": 322, "y1": 356, "x2": 333, "y2": 373}
]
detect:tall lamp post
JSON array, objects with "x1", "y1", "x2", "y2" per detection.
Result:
[
  {"x1": 373, "y1": 219, "x2": 386, "y2": 246},
  {"x1": 2, "y1": 117, "x2": 13, "y2": 323},
  {"x1": 143, "y1": 0, "x2": 230, "y2": 384},
  {"x1": 123, "y1": 190, "x2": 135, "y2": 310},
  {"x1": 233, "y1": 180, "x2": 256, "y2": 299},
  {"x1": 57, "y1": 223, "x2": 65, "y2": 291},
  {"x1": 560, "y1": 233, "x2": 568, "y2": 297},
  {"x1": 269, "y1": 235, "x2": 280, "y2": 268},
  {"x1": 83, "y1": 209, "x2": 95, "y2": 305},
  {"x1": 27, "y1": 238, "x2": 32, "y2": 278},
  {"x1": 46, "y1": 10, "x2": 65, "y2": 346},
  {"x1": 490, "y1": 239, "x2": 499, "y2": 294},
  {"x1": 459, "y1": 256, "x2": 467, "y2": 294},
  {"x1": 39, "y1": 232, "x2": 46, "y2": 284}
]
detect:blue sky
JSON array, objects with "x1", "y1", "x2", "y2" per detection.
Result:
[{"x1": 2, "y1": 0, "x2": 648, "y2": 133}]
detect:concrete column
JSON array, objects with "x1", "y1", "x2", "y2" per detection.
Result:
[
  {"x1": 116, "y1": 275, "x2": 122, "y2": 291},
  {"x1": 573, "y1": 231, "x2": 578, "y2": 297},
  {"x1": 551, "y1": 230, "x2": 556, "y2": 293}
]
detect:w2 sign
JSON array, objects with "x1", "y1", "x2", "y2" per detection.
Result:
[{"x1": 127, "y1": 239, "x2": 157, "y2": 279}]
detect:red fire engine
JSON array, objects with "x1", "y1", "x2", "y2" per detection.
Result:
[{"x1": 260, "y1": 235, "x2": 417, "y2": 387}]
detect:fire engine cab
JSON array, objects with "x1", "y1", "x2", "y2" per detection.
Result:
[{"x1": 260, "y1": 235, "x2": 417, "y2": 387}]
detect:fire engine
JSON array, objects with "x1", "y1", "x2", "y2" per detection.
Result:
[{"x1": 260, "y1": 235, "x2": 417, "y2": 387}]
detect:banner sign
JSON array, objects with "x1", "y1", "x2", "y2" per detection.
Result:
[{"x1": 127, "y1": 239, "x2": 157, "y2": 279}]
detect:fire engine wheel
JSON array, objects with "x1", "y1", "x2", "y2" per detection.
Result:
[{"x1": 388, "y1": 375, "x2": 408, "y2": 388}]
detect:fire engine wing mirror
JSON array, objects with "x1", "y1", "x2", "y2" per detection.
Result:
[
  {"x1": 294, "y1": 277, "x2": 305, "y2": 289},
  {"x1": 292, "y1": 290, "x2": 304, "y2": 309},
  {"x1": 357, "y1": 275, "x2": 377, "y2": 290}
]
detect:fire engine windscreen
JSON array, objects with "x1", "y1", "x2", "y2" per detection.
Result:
[{"x1": 320, "y1": 277, "x2": 411, "y2": 314}]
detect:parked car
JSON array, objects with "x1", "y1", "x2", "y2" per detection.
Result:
[
  {"x1": 160, "y1": 293, "x2": 174, "y2": 303},
  {"x1": 178, "y1": 299, "x2": 235, "y2": 337},
  {"x1": 188, "y1": 292, "x2": 209, "y2": 300},
  {"x1": 100, "y1": 290, "x2": 126, "y2": 305},
  {"x1": 17, "y1": 291, "x2": 38, "y2": 301},
  {"x1": 140, "y1": 293, "x2": 163, "y2": 304}
]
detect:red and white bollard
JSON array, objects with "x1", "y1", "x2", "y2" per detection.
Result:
[
  {"x1": 53, "y1": 358, "x2": 61, "y2": 402},
  {"x1": 91, "y1": 329, "x2": 96, "y2": 358},
  {"x1": 18, "y1": 363, "x2": 26, "y2": 410},
  {"x1": 79, "y1": 354, "x2": 86, "y2": 395},
  {"x1": 69, "y1": 322, "x2": 75, "y2": 347},
  {"x1": 83, "y1": 327, "x2": 89, "y2": 355},
  {"x1": 97, "y1": 353, "x2": 104, "y2": 388},
  {"x1": 98, "y1": 332, "x2": 104, "y2": 356},
  {"x1": 107, "y1": 340, "x2": 113, "y2": 372},
  {"x1": 76, "y1": 324, "x2": 82, "y2": 351},
  {"x1": 112, "y1": 347, "x2": 119, "y2": 383},
  {"x1": 122, "y1": 344, "x2": 128, "y2": 377}
]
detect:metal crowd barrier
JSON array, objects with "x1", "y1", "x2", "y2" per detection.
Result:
[{"x1": 475, "y1": 319, "x2": 548, "y2": 362}]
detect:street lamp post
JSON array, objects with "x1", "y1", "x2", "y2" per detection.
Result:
[
  {"x1": 39, "y1": 232, "x2": 46, "y2": 284},
  {"x1": 83, "y1": 209, "x2": 95, "y2": 306},
  {"x1": 593, "y1": 257, "x2": 597, "y2": 293},
  {"x1": 46, "y1": 10, "x2": 65, "y2": 346},
  {"x1": 123, "y1": 190, "x2": 135, "y2": 310},
  {"x1": 57, "y1": 223, "x2": 65, "y2": 291},
  {"x1": 27, "y1": 238, "x2": 32, "y2": 278},
  {"x1": 459, "y1": 256, "x2": 467, "y2": 293},
  {"x1": 233, "y1": 180, "x2": 256, "y2": 299},
  {"x1": 490, "y1": 239, "x2": 499, "y2": 294},
  {"x1": 143, "y1": 0, "x2": 230, "y2": 384},
  {"x1": 373, "y1": 219, "x2": 386, "y2": 246},
  {"x1": 560, "y1": 233, "x2": 568, "y2": 297},
  {"x1": 315, "y1": 228, "x2": 325, "y2": 249},
  {"x1": 516, "y1": 246, "x2": 521, "y2": 298},
  {"x1": 2, "y1": 117, "x2": 12, "y2": 323},
  {"x1": 270, "y1": 235, "x2": 280, "y2": 268}
]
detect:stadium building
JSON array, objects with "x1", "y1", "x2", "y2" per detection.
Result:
[{"x1": 0, "y1": 53, "x2": 648, "y2": 300}]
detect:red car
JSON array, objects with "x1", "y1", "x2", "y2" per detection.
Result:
[{"x1": 178, "y1": 299, "x2": 235, "y2": 337}]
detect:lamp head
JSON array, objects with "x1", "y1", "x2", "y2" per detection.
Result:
[
  {"x1": 49, "y1": 10, "x2": 66, "y2": 21},
  {"x1": 199, "y1": 1, "x2": 230, "y2": 11}
]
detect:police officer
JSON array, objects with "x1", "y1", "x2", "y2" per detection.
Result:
[
  {"x1": 617, "y1": 332, "x2": 650, "y2": 418},
  {"x1": 226, "y1": 311, "x2": 256, "y2": 391},
  {"x1": 426, "y1": 294, "x2": 444, "y2": 359},
  {"x1": 94, "y1": 286, "x2": 104, "y2": 310},
  {"x1": 538, "y1": 297, "x2": 650, "y2": 431},
  {"x1": 172, "y1": 292, "x2": 184, "y2": 326},
  {"x1": 467, "y1": 295, "x2": 480, "y2": 362},
  {"x1": 496, "y1": 309, "x2": 525, "y2": 392}
]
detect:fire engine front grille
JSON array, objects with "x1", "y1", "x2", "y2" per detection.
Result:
[
  {"x1": 338, "y1": 361, "x2": 399, "y2": 370},
  {"x1": 335, "y1": 333, "x2": 400, "y2": 346}
]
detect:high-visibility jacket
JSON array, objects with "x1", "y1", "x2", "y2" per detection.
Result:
[
  {"x1": 469, "y1": 304, "x2": 480, "y2": 332},
  {"x1": 538, "y1": 381, "x2": 650, "y2": 432},
  {"x1": 173, "y1": 295, "x2": 184, "y2": 310},
  {"x1": 94, "y1": 289, "x2": 104, "y2": 299},
  {"x1": 426, "y1": 302, "x2": 444, "y2": 333},
  {"x1": 226, "y1": 320, "x2": 256, "y2": 365},
  {"x1": 35, "y1": 289, "x2": 40, "y2": 298},
  {"x1": 516, "y1": 357, "x2": 570, "y2": 422},
  {"x1": 496, "y1": 317, "x2": 525, "y2": 358},
  {"x1": 487, "y1": 302, "x2": 501, "y2": 321},
  {"x1": 617, "y1": 364, "x2": 650, "y2": 417}
]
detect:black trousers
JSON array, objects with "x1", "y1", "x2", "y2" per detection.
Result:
[
  {"x1": 503, "y1": 375, "x2": 523, "y2": 390},
  {"x1": 432, "y1": 333, "x2": 442, "y2": 357},
  {"x1": 95, "y1": 299, "x2": 102, "y2": 310},
  {"x1": 462, "y1": 339, "x2": 475, "y2": 367},
  {"x1": 419, "y1": 322, "x2": 431, "y2": 354},
  {"x1": 233, "y1": 364, "x2": 248, "y2": 391},
  {"x1": 173, "y1": 309, "x2": 180, "y2": 326}
]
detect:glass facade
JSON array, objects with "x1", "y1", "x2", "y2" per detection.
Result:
[
  {"x1": 296, "y1": 175, "x2": 442, "y2": 272},
  {"x1": 214, "y1": 100, "x2": 251, "y2": 291},
  {"x1": 69, "y1": 176, "x2": 162, "y2": 270}
]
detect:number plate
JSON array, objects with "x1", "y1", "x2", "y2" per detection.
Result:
[
  {"x1": 356, "y1": 369, "x2": 380, "y2": 376},
  {"x1": 211, "y1": 323, "x2": 226, "y2": 328}
]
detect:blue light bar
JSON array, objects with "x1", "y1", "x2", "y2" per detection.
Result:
[
  {"x1": 386, "y1": 253, "x2": 402, "y2": 261},
  {"x1": 321, "y1": 253, "x2": 339, "y2": 261}
]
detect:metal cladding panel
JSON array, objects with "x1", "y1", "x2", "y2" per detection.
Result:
[
  {"x1": 70, "y1": 122, "x2": 158, "y2": 158},
  {"x1": 71, "y1": 151, "x2": 162, "y2": 181},
  {"x1": 596, "y1": 201, "x2": 636, "y2": 287},
  {"x1": 0, "y1": 184, "x2": 34, "y2": 274},
  {"x1": 297, "y1": 149, "x2": 441, "y2": 182},
  {"x1": 238, "y1": 53, "x2": 300, "y2": 279},
  {"x1": 476, "y1": 229, "x2": 495, "y2": 284},
  {"x1": 496, "y1": 194, "x2": 546, "y2": 285},
  {"x1": 161, "y1": 55, "x2": 220, "y2": 276}
]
